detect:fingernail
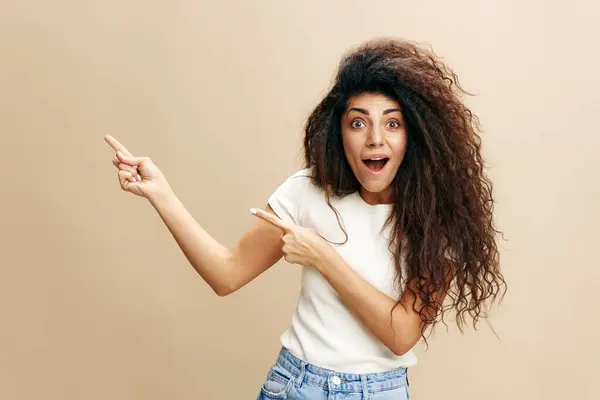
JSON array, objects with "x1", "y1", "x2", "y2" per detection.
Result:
[
  {"x1": 137, "y1": 175, "x2": 142, "y2": 181},
  {"x1": 250, "y1": 208, "x2": 257, "y2": 215}
]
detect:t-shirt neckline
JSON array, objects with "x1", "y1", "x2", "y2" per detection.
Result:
[{"x1": 353, "y1": 191, "x2": 393, "y2": 213}]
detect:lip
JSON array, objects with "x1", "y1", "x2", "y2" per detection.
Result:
[
  {"x1": 362, "y1": 153, "x2": 390, "y2": 161},
  {"x1": 361, "y1": 155, "x2": 390, "y2": 176}
]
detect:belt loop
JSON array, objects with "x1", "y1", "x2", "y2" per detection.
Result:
[
  {"x1": 294, "y1": 361, "x2": 306, "y2": 388},
  {"x1": 361, "y1": 374, "x2": 369, "y2": 400}
]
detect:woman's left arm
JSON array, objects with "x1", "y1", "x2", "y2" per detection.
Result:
[
  {"x1": 250, "y1": 207, "x2": 449, "y2": 356},
  {"x1": 315, "y1": 248, "x2": 445, "y2": 356}
]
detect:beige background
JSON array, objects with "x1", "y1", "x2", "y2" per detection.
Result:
[{"x1": 1, "y1": 1, "x2": 598, "y2": 399}]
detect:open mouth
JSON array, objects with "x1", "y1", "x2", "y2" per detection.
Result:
[{"x1": 362, "y1": 158, "x2": 389, "y2": 173}]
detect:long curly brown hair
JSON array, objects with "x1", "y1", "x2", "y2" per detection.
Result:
[{"x1": 302, "y1": 37, "x2": 506, "y2": 341}]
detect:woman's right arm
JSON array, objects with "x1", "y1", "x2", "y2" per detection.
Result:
[
  {"x1": 105, "y1": 135, "x2": 284, "y2": 297},
  {"x1": 149, "y1": 188, "x2": 284, "y2": 296}
]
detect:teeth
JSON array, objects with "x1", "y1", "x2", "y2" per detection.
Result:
[{"x1": 366, "y1": 157, "x2": 386, "y2": 161}]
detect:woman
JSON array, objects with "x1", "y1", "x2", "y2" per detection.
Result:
[{"x1": 105, "y1": 37, "x2": 506, "y2": 399}]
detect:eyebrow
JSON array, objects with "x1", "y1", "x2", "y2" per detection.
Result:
[{"x1": 347, "y1": 107, "x2": 402, "y2": 116}]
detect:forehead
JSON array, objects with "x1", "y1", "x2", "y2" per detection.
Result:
[{"x1": 345, "y1": 92, "x2": 401, "y2": 110}]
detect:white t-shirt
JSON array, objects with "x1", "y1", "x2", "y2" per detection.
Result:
[{"x1": 267, "y1": 167, "x2": 417, "y2": 374}]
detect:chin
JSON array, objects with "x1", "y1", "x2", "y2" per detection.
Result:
[{"x1": 359, "y1": 179, "x2": 390, "y2": 194}]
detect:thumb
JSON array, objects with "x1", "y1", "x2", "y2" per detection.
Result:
[{"x1": 117, "y1": 151, "x2": 144, "y2": 167}]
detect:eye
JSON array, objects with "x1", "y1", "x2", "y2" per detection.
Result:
[
  {"x1": 387, "y1": 120, "x2": 401, "y2": 129},
  {"x1": 351, "y1": 120, "x2": 365, "y2": 129}
]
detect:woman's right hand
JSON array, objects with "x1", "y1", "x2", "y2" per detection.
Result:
[{"x1": 104, "y1": 134, "x2": 171, "y2": 199}]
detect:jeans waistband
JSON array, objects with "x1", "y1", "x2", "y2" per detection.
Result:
[{"x1": 274, "y1": 346, "x2": 408, "y2": 393}]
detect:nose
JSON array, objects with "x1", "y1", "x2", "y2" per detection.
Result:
[{"x1": 366, "y1": 126, "x2": 384, "y2": 147}]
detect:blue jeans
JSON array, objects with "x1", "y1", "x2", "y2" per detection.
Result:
[{"x1": 258, "y1": 347, "x2": 410, "y2": 400}]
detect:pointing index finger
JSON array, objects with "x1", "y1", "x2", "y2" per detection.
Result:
[
  {"x1": 250, "y1": 208, "x2": 290, "y2": 231},
  {"x1": 104, "y1": 135, "x2": 133, "y2": 156}
]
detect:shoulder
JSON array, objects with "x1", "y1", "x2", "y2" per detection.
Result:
[
  {"x1": 289, "y1": 167, "x2": 323, "y2": 198},
  {"x1": 267, "y1": 167, "x2": 318, "y2": 225},
  {"x1": 274, "y1": 167, "x2": 314, "y2": 192},
  {"x1": 288, "y1": 167, "x2": 312, "y2": 180}
]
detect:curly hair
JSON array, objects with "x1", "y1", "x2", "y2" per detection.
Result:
[{"x1": 302, "y1": 37, "x2": 506, "y2": 342}]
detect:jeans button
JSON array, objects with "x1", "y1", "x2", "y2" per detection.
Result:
[{"x1": 331, "y1": 376, "x2": 341, "y2": 385}]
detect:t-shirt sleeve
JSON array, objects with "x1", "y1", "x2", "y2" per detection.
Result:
[{"x1": 267, "y1": 168, "x2": 311, "y2": 226}]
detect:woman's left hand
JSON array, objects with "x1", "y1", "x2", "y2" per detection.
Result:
[{"x1": 250, "y1": 208, "x2": 335, "y2": 270}]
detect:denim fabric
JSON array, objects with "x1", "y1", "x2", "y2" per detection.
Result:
[{"x1": 258, "y1": 347, "x2": 409, "y2": 400}]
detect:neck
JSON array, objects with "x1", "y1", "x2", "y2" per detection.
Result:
[{"x1": 359, "y1": 187, "x2": 392, "y2": 205}]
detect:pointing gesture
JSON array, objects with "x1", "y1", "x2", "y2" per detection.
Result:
[
  {"x1": 104, "y1": 135, "x2": 171, "y2": 198},
  {"x1": 251, "y1": 207, "x2": 294, "y2": 231},
  {"x1": 251, "y1": 208, "x2": 335, "y2": 269}
]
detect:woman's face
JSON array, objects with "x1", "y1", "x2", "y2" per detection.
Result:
[{"x1": 340, "y1": 92, "x2": 408, "y2": 205}]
